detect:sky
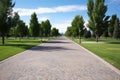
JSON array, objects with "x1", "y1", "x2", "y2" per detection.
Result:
[{"x1": 13, "y1": 0, "x2": 120, "y2": 33}]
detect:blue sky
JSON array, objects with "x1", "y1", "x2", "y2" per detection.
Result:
[{"x1": 13, "y1": 0, "x2": 120, "y2": 33}]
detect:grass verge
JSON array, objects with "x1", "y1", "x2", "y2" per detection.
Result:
[
  {"x1": 0, "y1": 38, "x2": 48, "y2": 61},
  {"x1": 71, "y1": 37, "x2": 120, "y2": 70}
]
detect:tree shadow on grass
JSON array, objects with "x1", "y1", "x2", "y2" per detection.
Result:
[
  {"x1": 0, "y1": 44, "x2": 37, "y2": 50},
  {"x1": 7, "y1": 40, "x2": 47, "y2": 43},
  {"x1": 107, "y1": 42, "x2": 120, "y2": 44},
  {"x1": 0, "y1": 39, "x2": 48, "y2": 50}
]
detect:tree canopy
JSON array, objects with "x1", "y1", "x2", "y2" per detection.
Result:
[
  {"x1": 29, "y1": 12, "x2": 39, "y2": 37},
  {"x1": 51, "y1": 27, "x2": 59, "y2": 37},
  {"x1": 0, "y1": 0, "x2": 15, "y2": 44},
  {"x1": 65, "y1": 15, "x2": 85, "y2": 37},
  {"x1": 87, "y1": 0, "x2": 108, "y2": 42}
]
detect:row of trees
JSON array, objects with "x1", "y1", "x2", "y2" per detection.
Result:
[
  {"x1": 29, "y1": 12, "x2": 53, "y2": 38},
  {"x1": 65, "y1": 0, "x2": 120, "y2": 42},
  {"x1": 0, "y1": 0, "x2": 60, "y2": 45},
  {"x1": 10, "y1": 12, "x2": 29, "y2": 38},
  {"x1": 29, "y1": 12, "x2": 60, "y2": 38}
]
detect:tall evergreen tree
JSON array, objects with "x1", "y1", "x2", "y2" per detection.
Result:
[
  {"x1": 44, "y1": 20, "x2": 52, "y2": 37},
  {"x1": 29, "y1": 12, "x2": 39, "y2": 37},
  {"x1": 51, "y1": 28, "x2": 59, "y2": 37},
  {"x1": 10, "y1": 12, "x2": 20, "y2": 36},
  {"x1": 108, "y1": 14, "x2": 117, "y2": 37},
  {"x1": 40, "y1": 21, "x2": 45, "y2": 37},
  {"x1": 16, "y1": 20, "x2": 27, "y2": 38},
  {"x1": 87, "y1": 0, "x2": 94, "y2": 30},
  {"x1": 0, "y1": 0, "x2": 15, "y2": 44},
  {"x1": 65, "y1": 26, "x2": 73, "y2": 36},
  {"x1": 87, "y1": 0, "x2": 108, "y2": 42},
  {"x1": 113, "y1": 18, "x2": 120, "y2": 39},
  {"x1": 40, "y1": 20, "x2": 52, "y2": 37},
  {"x1": 71, "y1": 15, "x2": 85, "y2": 37}
]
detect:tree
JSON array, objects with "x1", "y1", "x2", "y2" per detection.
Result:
[
  {"x1": 65, "y1": 26, "x2": 73, "y2": 36},
  {"x1": 113, "y1": 18, "x2": 120, "y2": 39},
  {"x1": 87, "y1": 0, "x2": 94, "y2": 33},
  {"x1": 16, "y1": 20, "x2": 28, "y2": 39},
  {"x1": 71, "y1": 15, "x2": 85, "y2": 37},
  {"x1": 23, "y1": 25, "x2": 29, "y2": 37},
  {"x1": 0, "y1": 0, "x2": 15, "y2": 45},
  {"x1": 71, "y1": 15, "x2": 85, "y2": 43},
  {"x1": 9, "y1": 12, "x2": 20, "y2": 37},
  {"x1": 40, "y1": 21, "x2": 45, "y2": 37},
  {"x1": 51, "y1": 28, "x2": 59, "y2": 37},
  {"x1": 44, "y1": 20, "x2": 52, "y2": 37},
  {"x1": 46, "y1": 20, "x2": 52, "y2": 37},
  {"x1": 87, "y1": 0, "x2": 109, "y2": 42},
  {"x1": 108, "y1": 14, "x2": 117, "y2": 37},
  {"x1": 29, "y1": 12, "x2": 39, "y2": 37},
  {"x1": 10, "y1": 12, "x2": 20, "y2": 36},
  {"x1": 40, "y1": 20, "x2": 52, "y2": 37}
]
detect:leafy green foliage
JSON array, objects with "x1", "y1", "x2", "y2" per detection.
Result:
[
  {"x1": 44, "y1": 20, "x2": 52, "y2": 37},
  {"x1": 9, "y1": 12, "x2": 20, "y2": 36},
  {"x1": 65, "y1": 26, "x2": 73, "y2": 36},
  {"x1": 71, "y1": 15, "x2": 85, "y2": 37},
  {"x1": 0, "y1": 0, "x2": 15, "y2": 44},
  {"x1": 29, "y1": 12, "x2": 39, "y2": 37},
  {"x1": 51, "y1": 28, "x2": 60, "y2": 37},
  {"x1": 16, "y1": 20, "x2": 29, "y2": 38},
  {"x1": 40, "y1": 21, "x2": 45, "y2": 37},
  {"x1": 108, "y1": 14, "x2": 117, "y2": 37},
  {"x1": 87, "y1": 0, "x2": 109, "y2": 42},
  {"x1": 65, "y1": 15, "x2": 85, "y2": 37},
  {"x1": 113, "y1": 18, "x2": 120, "y2": 39},
  {"x1": 40, "y1": 20, "x2": 52, "y2": 37}
]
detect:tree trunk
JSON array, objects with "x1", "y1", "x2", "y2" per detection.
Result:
[
  {"x1": 19, "y1": 37, "x2": 21, "y2": 41},
  {"x1": 79, "y1": 36, "x2": 81, "y2": 44},
  {"x1": 40, "y1": 37, "x2": 42, "y2": 43},
  {"x1": 96, "y1": 35, "x2": 99, "y2": 42},
  {"x1": 2, "y1": 35, "x2": 5, "y2": 45}
]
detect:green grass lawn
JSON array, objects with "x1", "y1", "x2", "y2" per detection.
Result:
[
  {"x1": 0, "y1": 38, "x2": 48, "y2": 61},
  {"x1": 72, "y1": 37, "x2": 120, "y2": 70}
]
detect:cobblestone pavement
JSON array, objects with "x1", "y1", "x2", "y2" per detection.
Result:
[{"x1": 0, "y1": 36, "x2": 120, "y2": 80}]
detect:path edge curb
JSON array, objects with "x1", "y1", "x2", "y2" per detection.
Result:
[{"x1": 66, "y1": 37, "x2": 120, "y2": 75}]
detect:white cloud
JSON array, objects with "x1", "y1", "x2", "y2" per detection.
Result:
[
  {"x1": 14, "y1": 5, "x2": 87, "y2": 16},
  {"x1": 52, "y1": 19, "x2": 90, "y2": 33},
  {"x1": 52, "y1": 20, "x2": 72, "y2": 33},
  {"x1": 107, "y1": 0, "x2": 120, "y2": 4},
  {"x1": 38, "y1": 17, "x2": 49, "y2": 22},
  {"x1": 52, "y1": 23, "x2": 69, "y2": 33}
]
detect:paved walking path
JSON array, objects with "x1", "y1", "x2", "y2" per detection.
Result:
[{"x1": 0, "y1": 36, "x2": 120, "y2": 80}]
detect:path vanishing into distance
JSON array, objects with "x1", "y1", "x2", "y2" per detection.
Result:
[{"x1": 0, "y1": 36, "x2": 120, "y2": 80}]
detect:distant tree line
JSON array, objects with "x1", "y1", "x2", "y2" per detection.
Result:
[
  {"x1": 65, "y1": 0, "x2": 120, "y2": 42},
  {"x1": 29, "y1": 12, "x2": 60, "y2": 38},
  {"x1": 0, "y1": 0, "x2": 60, "y2": 45}
]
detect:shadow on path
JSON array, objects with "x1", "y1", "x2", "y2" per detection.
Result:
[
  {"x1": 30, "y1": 46, "x2": 74, "y2": 52},
  {"x1": 46, "y1": 41, "x2": 70, "y2": 44},
  {"x1": 29, "y1": 36, "x2": 73, "y2": 51}
]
